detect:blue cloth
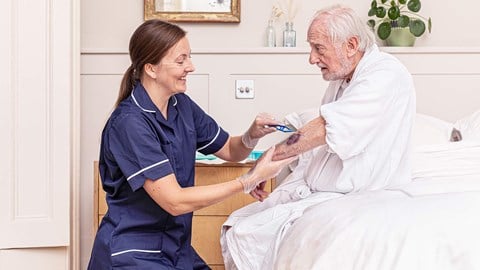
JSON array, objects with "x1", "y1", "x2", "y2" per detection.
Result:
[{"x1": 88, "y1": 83, "x2": 228, "y2": 270}]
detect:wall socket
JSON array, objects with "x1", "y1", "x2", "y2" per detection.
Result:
[{"x1": 235, "y1": 79, "x2": 254, "y2": 99}]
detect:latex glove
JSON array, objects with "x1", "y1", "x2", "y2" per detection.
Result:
[
  {"x1": 241, "y1": 112, "x2": 280, "y2": 148},
  {"x1": 238, "y1": 146, "x2": 298, "y2": 193}
]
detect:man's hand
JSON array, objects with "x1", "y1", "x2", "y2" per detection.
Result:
[{"x1": 249, "y1": 182, "x2": 268, "y2": 202}]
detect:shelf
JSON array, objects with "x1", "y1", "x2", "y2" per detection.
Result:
[{"x1": 82, "y1": 46, "x2": 480, "y2": 55}]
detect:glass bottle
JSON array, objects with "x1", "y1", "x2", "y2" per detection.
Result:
[
  {"x1": 265, "y1": 19, "x2": 276, "y2": 47},
  {"x1": 283, "y1": 21, "x2": 296, "y2": 47}
]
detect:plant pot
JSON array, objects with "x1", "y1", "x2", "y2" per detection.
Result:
[{"x1": 385, "y1": 27, "x2": 416, "y2": 47}]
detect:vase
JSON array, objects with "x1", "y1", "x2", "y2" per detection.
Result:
[
  {"x1": 265, "y1": 20, "x2": 276, "y2": 47},
  {"x1": 283, "y1": 22, "x2": 296, "y2": 47},
  {"x1": 385, "y1": 27, "x2": 416, "y2": 46}
]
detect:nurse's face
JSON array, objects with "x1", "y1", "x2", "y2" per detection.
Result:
[
  {"x1": 307, "y1": 19, "x2": 353, "y2": 81},
  {"x1": 156, "y1": 37, "x2": 195, "y2": 94}
]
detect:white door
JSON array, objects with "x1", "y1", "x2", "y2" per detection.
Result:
[{"x1": 0, "y1": 0, "x2": 78, "y2": 268}]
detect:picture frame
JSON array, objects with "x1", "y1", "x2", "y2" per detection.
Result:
[{"x1": 144, "y1": 0, "x2": 241, "y2": 23}]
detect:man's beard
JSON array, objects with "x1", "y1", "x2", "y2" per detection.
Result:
[{"x1": 323, "y1": 48, "x2": 352, "y2": 81}]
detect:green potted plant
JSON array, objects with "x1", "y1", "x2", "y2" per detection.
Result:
[{"x1": 367, "y1": 0, "x2": 432, "y2": 46}]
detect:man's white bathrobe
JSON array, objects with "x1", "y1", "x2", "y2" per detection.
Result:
[{"x1": 221, "y1": 44, "x2": 416, "y2": 270}]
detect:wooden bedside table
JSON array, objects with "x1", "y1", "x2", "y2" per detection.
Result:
[{"x1": 93, "y1": 161, "x2": 274, "y2": 269}]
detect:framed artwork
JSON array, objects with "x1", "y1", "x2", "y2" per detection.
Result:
[{"x1": 144, "y1": 0, "x2": 240, "y2": 23}]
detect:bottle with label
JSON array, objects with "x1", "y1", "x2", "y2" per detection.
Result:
[{"x1": 283, "y1": 21, "x2": 296, "y2": 47}]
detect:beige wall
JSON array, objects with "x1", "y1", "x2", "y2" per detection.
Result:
[
  {"x1": 80, "y1": 0, "x2": 480, "y2": 269},
  {"x1": 82, "y1": 0, "x2": 480, "y2": 51}
]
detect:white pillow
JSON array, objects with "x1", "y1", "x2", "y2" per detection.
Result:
[
  {"x1": 454, "y1": 109, "x2": 480, "y2": 141},
  {"x1": 412, "y1": 113, "x2": 453, "y2": 149},
  {"x1": 412, "y1": 141, "x2": 480, "y2": 180},
  {"x1": 411, "y1": 112, "x2": 480, "y2": 182}
]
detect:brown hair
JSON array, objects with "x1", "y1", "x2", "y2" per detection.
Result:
[{"x1": 116, "y1": 20, "x2": 186, "y2": 107}]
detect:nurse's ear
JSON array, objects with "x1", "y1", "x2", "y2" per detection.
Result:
[{"x1": 144, "y1": 63, "x2": 158, "y2": 79}]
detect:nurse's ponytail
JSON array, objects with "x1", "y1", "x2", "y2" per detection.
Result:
[
  {"x1": 117, "y1": 64, "x2": 137, "y2": 107},
  {"x1": 115, "y1": 19, "x2": 186, "y2": 107}
]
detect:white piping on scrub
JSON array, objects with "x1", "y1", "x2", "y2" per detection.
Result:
[
  {"x1": 111, "y1": 249, "x2": 162, "y2": 257},
  {"x1": 197, "y1": 127, "x2": 221, "y2": 151},
  {"x1": 127, "y1": 159, "x2": 170, "y2": 181}
]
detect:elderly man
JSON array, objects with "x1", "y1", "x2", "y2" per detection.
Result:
[
  {"x1": 221, "y1": 4, "x2": 416, "y2": 270},
  {"x1": 268, "y1": 4, "x2": 416, "y2": 191}
]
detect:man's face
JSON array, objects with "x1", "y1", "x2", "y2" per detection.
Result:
[{"x1": 307, "y1": 20, "x2": 353, "y2": 81}]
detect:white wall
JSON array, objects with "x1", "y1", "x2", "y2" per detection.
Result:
[{"x1": 80, "y1": 0, "x2": 480, "y2": 268}]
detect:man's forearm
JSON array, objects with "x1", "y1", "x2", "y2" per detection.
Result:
[{"x1": 272, "y1": 116, "x2": 327, "y2": 161}]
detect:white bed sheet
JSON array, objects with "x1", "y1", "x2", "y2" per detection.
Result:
[{"x1": 274, "y1": 179, "x2": 480, "y2": 270}]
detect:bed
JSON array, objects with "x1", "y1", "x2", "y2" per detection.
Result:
[{"x1": 221, "y1": 108, "x2": 480, "y2": 270}]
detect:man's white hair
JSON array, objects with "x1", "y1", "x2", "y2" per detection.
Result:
[{"x1": 311, "y1": 5, "x2": 375, "y2": 51}]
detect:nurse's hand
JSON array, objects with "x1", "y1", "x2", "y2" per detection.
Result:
[
  {"x1": 241, "y1": 113, "x2": 280, "y2": 148},
  {"x1": 237, "y1": 146, "x2": 298, "y2": 193}
]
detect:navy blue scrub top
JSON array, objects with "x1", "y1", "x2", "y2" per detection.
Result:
[{"x1": 88, "y1": 82, "x2": 229, "y2": 270}]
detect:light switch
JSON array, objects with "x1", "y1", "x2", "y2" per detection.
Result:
[{"x1": 235, "y1": 80, "x2": 254, "y2": 99}]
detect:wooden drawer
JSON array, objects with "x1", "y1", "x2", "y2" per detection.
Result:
[
  {"x1": 93, "y1": 161, "x2": 101, "y2": 232},
  {"x1": 192, "y1": 215, "x2": 227, "y2": 265}
]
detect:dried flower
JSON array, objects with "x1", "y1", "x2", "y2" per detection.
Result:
[
  {"x1": 277, "y1": 0, "x2": 300, "y2": 22},
  {"x1": 269, "y1": 4, "x2": 284, "y2": 22}
]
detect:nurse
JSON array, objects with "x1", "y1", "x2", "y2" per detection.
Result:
[{"x1": 87, "y1": 20, "x2": 296, "y2": 269}]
